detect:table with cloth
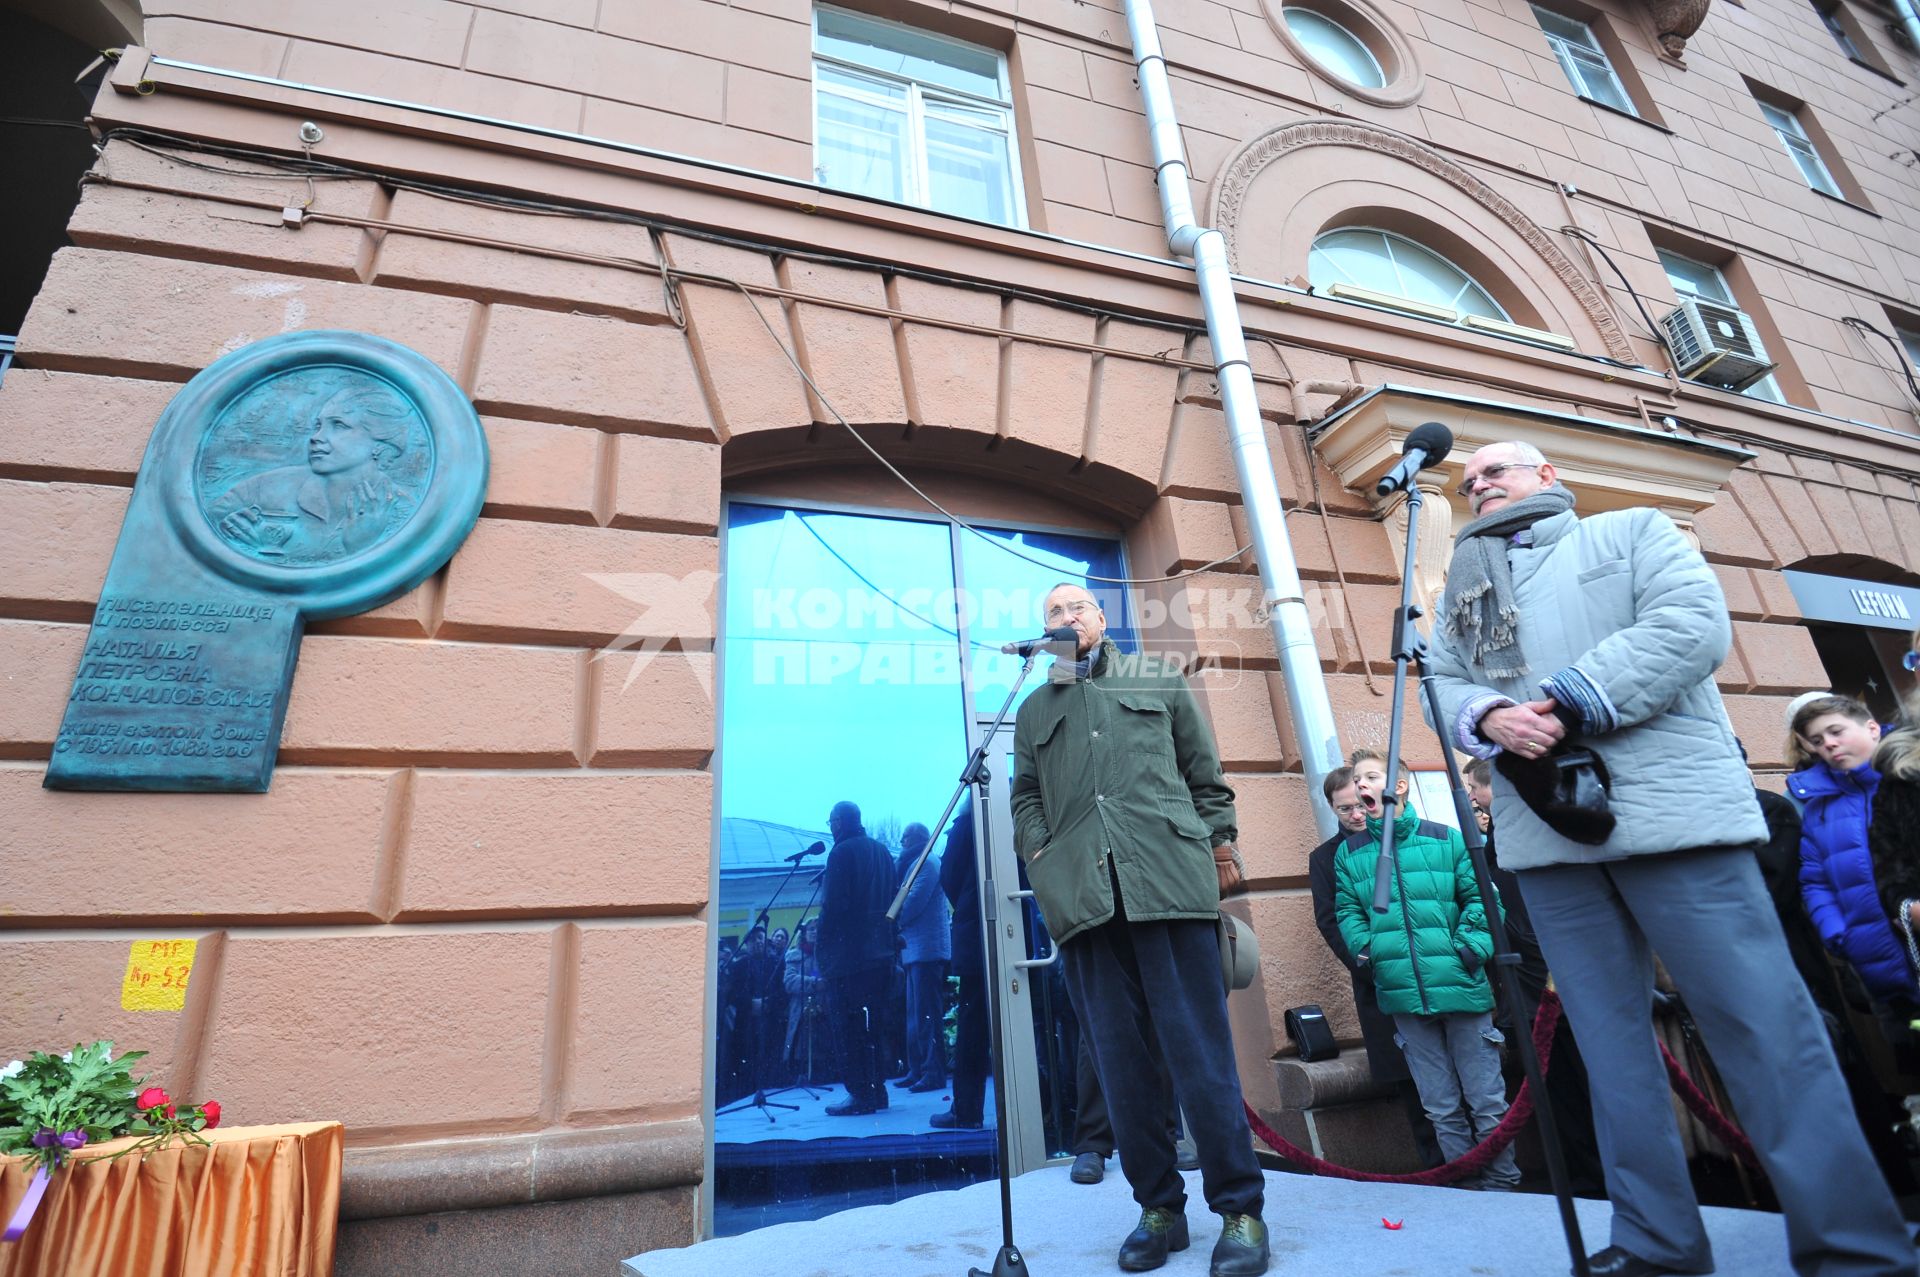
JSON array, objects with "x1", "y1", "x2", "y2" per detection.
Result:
[{"x1": 0, "y1": 1122, "x2": 341, "y2": 1277}]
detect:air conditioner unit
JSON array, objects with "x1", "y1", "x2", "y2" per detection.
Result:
[{"x1": 1661, "y1": 295, "x2": 1777, "y2": 391}]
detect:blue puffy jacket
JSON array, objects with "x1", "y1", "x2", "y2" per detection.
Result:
[{"x1": 1790, "y1": 761, "x2": 1914, "y2": 1004}]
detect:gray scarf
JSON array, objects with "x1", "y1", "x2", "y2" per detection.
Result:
[{"x1": 1440, "y1": 487, "x2": 1575, "y2": 678}]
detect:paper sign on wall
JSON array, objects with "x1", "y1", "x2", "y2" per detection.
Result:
[{"x1": 121, "y1": 939, "x2": 197, "y2": 1012}]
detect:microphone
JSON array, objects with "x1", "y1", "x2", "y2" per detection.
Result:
[
  {"x1": 785, "y1": 840, "x2": 826, "y2": 863},
  {"x1": 1000, "y1": 626, "x2": 1080, "y2": 656},
  {"x1": 1374, "y1": 421, "x2": 1456, "y2": 497}
]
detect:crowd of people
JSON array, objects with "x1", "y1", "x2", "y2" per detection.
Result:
[
  {"x1": 720, "y1": 438, "x2": 1920, "y2": 1277},
  {"x1": 713, "y1": 802, "x2": 994, "y2": 1132}
]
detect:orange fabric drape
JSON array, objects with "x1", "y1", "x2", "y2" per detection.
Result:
[{"x1": 0, "y1": 1123, "x2": 341, "y2": 1277}]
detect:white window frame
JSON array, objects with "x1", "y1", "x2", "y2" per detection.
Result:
[
  {"x1": 1531, "y1": 6, "x2": 1637, "y2": 117},
  {"x1": 1757, "y1": 99, "x2": 1844, "y2": 198},
  {"x1": 1309, "y1": 227, "x2": 1513, "y2": 322},
  {"x1": 810, "y1": 6, "x2": 1026, "y2": 229},
  {"x1": 1656, "y1": 249, "x2": 1785, "y2": 402}
]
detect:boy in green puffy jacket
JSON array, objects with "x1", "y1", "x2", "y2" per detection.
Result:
[{"x1": 1334, "y1": 751, "x2": 1519, "y2": 1190}]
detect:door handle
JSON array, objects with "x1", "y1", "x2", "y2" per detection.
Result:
[{"x1": 1006, "y1": 889, "x2": 1060, "y2": 970}]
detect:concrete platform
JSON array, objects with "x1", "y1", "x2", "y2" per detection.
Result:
[{"x1": 626, "y1": 1162, "x2": 1815, "y2": 1277}]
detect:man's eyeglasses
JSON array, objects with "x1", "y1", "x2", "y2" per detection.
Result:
[
  {"x1": 1457, "y1": 462, "x2": 1542, "y2": 499},
  {"x1": 1332, "y1": 802, "x2": 1367, "y2": 818},
  {"x1": 1045, "y1": 599, "x2": 1099, "y2": 622},
  {"x1": 1905, "y1": 650, "x2": 1920, "y2": 673}
]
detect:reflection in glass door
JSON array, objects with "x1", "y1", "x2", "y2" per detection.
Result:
[{"x1": 710, "y1": 500, "x2": 1130, "y2": 1235}]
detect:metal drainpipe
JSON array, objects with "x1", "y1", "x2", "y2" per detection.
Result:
[
  {"x1": 1122, "y1": 0, "x2": 1343, "y2": 837},
  {"x1": 1893, "y1": 0, "x2": 1920, "y2": 63}
]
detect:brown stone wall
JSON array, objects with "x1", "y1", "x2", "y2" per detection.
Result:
[
  {"x1": 135, "y1": 0, "x2": 1920, "y2": 433},
  {"x1": 4, "y1": 0, "x2": 1920, "y2": 1232}
]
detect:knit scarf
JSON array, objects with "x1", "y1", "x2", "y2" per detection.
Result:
[{"x1": 1439, "y1": 487, "x2": 1576, "y2": 678}]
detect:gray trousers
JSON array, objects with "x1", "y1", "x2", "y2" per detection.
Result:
[
  {"x1": 1391, "y1": 1010, "x2": 1521, "y2": 1189},
  {"x1": 1519, "y1": 847, "x2": 1917, "y2": 1277}
]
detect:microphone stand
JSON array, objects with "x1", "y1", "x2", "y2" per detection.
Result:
[
  {"x1": 1372, "y1": 477, "x2": 1590, "y2": 1277},
  {"x1": 716, "y1": 855, "x2": 822, "y2": 1122},
  {"x1": 767, "y1": 874, "x2": 830, "y2": 1102},
  {"x1": 889, "y1": 646, "x2": 1045, "y2": 1277}
]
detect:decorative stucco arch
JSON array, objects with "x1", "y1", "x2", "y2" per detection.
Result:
[{"x1": 1206, "y1": 118, "x2": 1637, "y2": 363}]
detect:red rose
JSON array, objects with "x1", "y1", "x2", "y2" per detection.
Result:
[
  {"x1": 201, "y1": 1101, "x2": 221, "y2": 1129},
  {"x1": 163, "y1": 1103, "x2": 176, "y2": 1120},
  {"x1": 135, "y1": 1087, "x2": 170, "y2": 1112}
]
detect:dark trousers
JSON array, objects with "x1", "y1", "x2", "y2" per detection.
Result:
[
  {"x1": 1074, "y1": 1025, "x2": 1116, "y2": 1156},
  {"x1": 1062, "y1": 907, "x2": 1264, "y2": 1218},
  {"x1": 951, "y1": 954, "x2": 990, "y2": 1122},
  {"x1": 904, "y1": 959, "x2": 949, "y2": 1084},
  {"x1": 827, "y1": 963, "x2": 889, "y2": 1106}
]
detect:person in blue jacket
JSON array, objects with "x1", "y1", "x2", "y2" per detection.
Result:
[{"x1": 1789, "y1": 694, "x2": 1919, "y2": 1059}]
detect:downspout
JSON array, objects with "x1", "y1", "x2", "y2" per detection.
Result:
[
  {"x1": 1893, "y1": 0, "x2": 1920, "y2": 63},
  {"x1": 1122, "y1": 0, "x2": 1343, "y2": 837}
]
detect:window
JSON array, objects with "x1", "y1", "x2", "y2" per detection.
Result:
[
  {"x1": 1657, "y1": 250, "x2": 1784, "y2": 401},
  {"x1": 1756, "y1": 98, "x2": 1844, "y2": 198},
  {"x1": 1310, "y1": 228, "x2": 1509, "y2": 322},
  {"x1": 1897, "y1": 324, "x2": 1920, "y2": 373},
  {"x1": 1531, "y1": 6, "x2": 1636, "y2": 115},
  {"x1": 811, "y1": 7, "x2": 1022, "y2": 227},
  {"x1": 1814, "y1": 0, "x2": 1864, "y2": 58},
  {"x1": 1283, "y1": 8, "x2": 1385, "y2": 88}
]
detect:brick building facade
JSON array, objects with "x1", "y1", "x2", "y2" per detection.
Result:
[{"x1": 1, "y1": 0, "x2": 1917, "y2": 1271}]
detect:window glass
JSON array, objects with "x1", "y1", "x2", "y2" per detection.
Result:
[
  {"x1": 713, "y1": 502, "x2": 1129, "y2": 1231},
  {"x1": 816, "y1": 7, "x2": 1001, "y2": 98},
  {"x1": 1897, "y1": 326, "x2": 1920, "y2": 372},
  {"x1": 1757, "y1": 99, "x2": 1843, "y2": 197},
  {"x1": 1656, "y1": 250, "x2": 1785, "y2": 401},
  {"x1": 813, "y1": 7, "x2": 1023, "y2": 226},
  {"x1": 924, "y1": 110, "x2": 1016, "y2": 226},
  {"x1": 815, "y1": 68, "x2": 910, "y2": 201},
  {"x1": 1310, "y1": 228, "x2": 1511, "y2": 323},
  {"x1": 958, "y1": 526, "x2": 1133, "y2": 720},
  {"x1": 1814, "y1": 0, "x2": 1864, "y2": 59},
  {"x1": 1283, "y1": 8, "x2": 1387, "y2": 88},
  {"x1": 1531, "y1": 6, "x2": 1636, "y2": 115}
]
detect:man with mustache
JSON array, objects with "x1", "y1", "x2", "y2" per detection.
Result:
[
  {"x1": 1425, "y1": 441, "x2": 1913, "y2": 1277},
  {"x1": 1009, "y1": 582, "x2": 1267, "y2": 1276}
]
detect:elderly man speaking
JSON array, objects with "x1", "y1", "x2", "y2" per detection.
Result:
[
  {"x1": 1010, "y1": 583, "x2": 1267, "y2": 1277},
  {"x1": 1427, "y1": 442, "x2": 1914, "y2": 1277}
]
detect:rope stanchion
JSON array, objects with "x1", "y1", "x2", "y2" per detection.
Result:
[
  {"x1": 1661, "y1": 1042, "x2": 1761, "y2": 1168},
  {"x1": 1242, "y1": 988, "x2": 1761, "y2": 1183}
]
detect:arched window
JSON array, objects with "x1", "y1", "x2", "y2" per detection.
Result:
[
  {"x1": 1309, "y1": 228, "x2": 1509, "y2": 323},
  {"x1": 1283, "y1": 8, "x2": 1385, "y2": 88}
]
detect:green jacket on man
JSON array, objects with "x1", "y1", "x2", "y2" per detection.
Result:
[
  {"x1": 1332, "y1": 809, "x2": 1496, "y2": 1017},
  {"x1": 1009, "y1": 639, "x2": 1236, "y2": 945}
]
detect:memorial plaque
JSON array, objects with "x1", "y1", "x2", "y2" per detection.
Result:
[{"x1": 45, "y1": 331, "x2": 488, "y2": 792}]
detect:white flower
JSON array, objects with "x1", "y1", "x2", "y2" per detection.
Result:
[{"x1": 1, "y1": 1060, "x2": 23, "y2": 1080}]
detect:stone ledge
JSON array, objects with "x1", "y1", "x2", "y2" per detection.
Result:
[
  {"x1": 1273, "y1": 1051, "x2": 1390, "y2": 1110},
  {"x1": 340, "y1": 1119, "x2": 702, "y2": 1220}
]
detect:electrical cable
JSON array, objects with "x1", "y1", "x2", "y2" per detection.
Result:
[
  {"x1": 97, "y1": 127, "x2": 1201, "y2": 340},
  {"x1": 711, "y1": 268, "x2": 1259, "y2": 585},
  {"x1": 1558, "y1": 225, "x2": 1674, "y2": 361},
  {"x1": 92, "y1": 131, "x2": 1275, "y2": 586},
  {"x1": 1840, "y1": 316, "x2": 1920, "y2": 404}
]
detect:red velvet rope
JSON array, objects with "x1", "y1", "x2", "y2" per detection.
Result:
[{"x1": 1242, "y1": 988, "x2": 1760, "y2": 1184}]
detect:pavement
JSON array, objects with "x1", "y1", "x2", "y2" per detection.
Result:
[{"x1": 627, "y1": 1160, "x2": 1812, "y2": 1277}]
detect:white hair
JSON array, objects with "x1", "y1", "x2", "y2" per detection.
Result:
[{"x1": 1488, "y1": 440, "x2": 1547, "y2": 466}]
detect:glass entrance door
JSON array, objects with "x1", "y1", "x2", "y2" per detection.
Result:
[{"x1": 709, "y1": 499, "x2": 1130, "y2": 1235}]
